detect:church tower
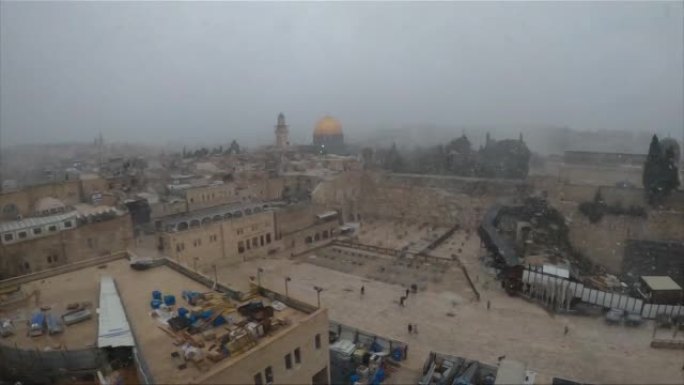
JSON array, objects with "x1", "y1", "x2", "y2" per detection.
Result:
[{"x1": 275, "y1": 113, "x2": 289, "y2": 149}]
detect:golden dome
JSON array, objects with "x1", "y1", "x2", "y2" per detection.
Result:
[{"x1": 314, "y1": 116, "x2": 342, "y2": 136}]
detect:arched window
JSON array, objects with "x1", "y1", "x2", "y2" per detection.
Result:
[
  {"x1": 305, "y1": 236, "x2": 313, "y2": 244},
  {"x1": 314, "y1": 233, "x2": 320, "y2": 241},
  {"x1": 190, "y1": 219, "x2": 200, "y2": 228},
  {"x1": 177, "y1": 222, "x2": 189, "y2": 231}
]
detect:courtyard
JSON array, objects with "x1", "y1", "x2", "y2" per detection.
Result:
[{"x1": 214, "y1": 234, "x2": 684, "y2": 384}]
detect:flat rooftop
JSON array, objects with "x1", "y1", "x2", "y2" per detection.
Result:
[
  {"x1": 0, "y1": 258, "x2": 311, "y2": 384},
  {"x1": 641, "y1": 275, "x2": 682, "y2": 291}
]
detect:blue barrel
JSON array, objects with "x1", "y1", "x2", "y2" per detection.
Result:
[
  {"x1": 152, "y1": 290, "x2": 162, "y2": 300},
  {"x1": 150, "y1": 299, "x2": 162, "y2": 309},
  {"x1": 163, "y1": 295, "x2": 176, "y2": 306},
  {"x1": 177, "y1": 307, "x2": 188, "y2": 318},
  {"x1": 200, "y1": 309, "x2": 212, "y2": 319}
]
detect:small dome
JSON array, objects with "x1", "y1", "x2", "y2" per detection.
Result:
[{"x1": 314, "y1": 116, "x2": 342, "y2": 137}]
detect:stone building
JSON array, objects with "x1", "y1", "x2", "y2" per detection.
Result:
[
  {"x1": 0, "y1": 257, "x2": 331, "y2": 385},
  {"x1": 0, "y1": 205, "x2": 133, "y2": 278},
  {"x1": 179, "y1": 182, "x2": 241, "y2": 212},
  {"x1": 0, "y1": 175, "x2": 111, "y2": 221},
  {"x1": 313, "y1": 116, "x2": 345, "y2": 155},
  {"x1": 274, "y1": 204, "x2": 342, "y2": 254},
  {"x1": 158, "y1": 203, "x2": 278, "y2": 270}
]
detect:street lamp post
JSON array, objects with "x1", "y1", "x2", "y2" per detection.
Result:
[
  {"x1": 313, "y1": 286, "x2": 324, "y2": 308},
  {"x1": 285, "y1": 277, "x2": 292, "y2": 298},
  {"x1": 257, "y1": 267, "x2": 264, "y2": 289}
]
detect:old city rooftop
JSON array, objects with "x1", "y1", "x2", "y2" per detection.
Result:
[{"x1": 0, "y1": 257, "x2": 318, "y2": 384}]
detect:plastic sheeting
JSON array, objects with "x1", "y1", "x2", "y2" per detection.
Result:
[{"x1": 98, "y1": 276, "x2": 134, "y2": 348}]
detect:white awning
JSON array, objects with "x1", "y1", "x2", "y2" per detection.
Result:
[
  {"x1": 316, "y1": 211, "x2": 338, "y2": 220},
  {"x1": 97, "y1": 276, "x2": 134, "y2": 348}
]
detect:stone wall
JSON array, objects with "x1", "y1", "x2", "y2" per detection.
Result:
[
  {"x1": 149, "y1": 200, "x2": 188, "y2": 219},
  {"x1": 557, "y1": 184, "x2": 684, "y2": 211},
  {"x1": 198, "y1": 308, "x2": 330, "y2": 385},
  {"x1": 564, "y1": 204, "x2": 684, "y2": 273},
  {"x1": 162, "y1": 211, "x2": 277, "y2": 272},
  {"x1": 558, "y1": 164, "x2": 643, "y2": 186},
  {"x1": 312, "y1": 171, "x2": 532, "y2": 228},
  {"x1": 0, "y1": 214, "x2": 133, "y2": 279},
  {"x1": 0, "y1": 180, "x2": 82, "y2": 219}
]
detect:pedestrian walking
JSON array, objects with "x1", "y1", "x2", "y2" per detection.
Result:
[
  {"x1": 487, "y1": 300, "x2": 491, "y2": 311},
  {"x1": 564, "y1": 325, "x2": 569, "y2": 336},
  {"x1": 408, "y1": 324, "x2": 413, "y2": 334},
  {"x1": 403, "y1": 344, "x2": 408, "y2": 360},
  {"x1": 400, "y1": 296, "x2": 405, "y2": 307},
  {"x1": 405, "y1": 288, "x2": 410, "y2": 297},
  {"x1": 361, "y1": 285, "x2": 365, "y2": 296}
]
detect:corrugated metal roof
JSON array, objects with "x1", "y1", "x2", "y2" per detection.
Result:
[
  {"x1": 0, "y1": 212, "x2": 77, "y2": 233},
  {"x1": 98, "y1": 276, "x2": 134, "y2": 348}
]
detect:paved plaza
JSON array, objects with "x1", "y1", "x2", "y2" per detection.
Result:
[{"x1": 215, "y1": 239, "x2": 684, "y2": 384}]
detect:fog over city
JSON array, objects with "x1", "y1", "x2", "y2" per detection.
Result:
[{"x1": 1, "y1": 2, "x2": 682, "y2": 149}]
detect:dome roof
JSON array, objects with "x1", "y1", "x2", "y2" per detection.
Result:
[{"x1": 314, "y1": 116, "x2": 342, "y2": 136}]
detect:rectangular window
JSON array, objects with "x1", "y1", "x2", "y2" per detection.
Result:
[
  {"x1": 315, "y1": 334, "x2": 321, "y2": 349},
  {"x1": 176, "y1": 244, "x2": 181, "y2": 252},
  {"x1": 294, "y1": 347, "x2": 301, "y2": 364},
  {"x1": 260, "y1": 235, "x2": 264, "y2": 246},
  {"x1": 18, "y1": 231, "x2": 27, "y2": 239},
  {"x1": 53, "y1": 255, "x2": 58, "y2": 262},
  {"x1": 47, "y1": 255, "x2": 52, "y2": 263},
  {"x1": 266, "y1": 233, "x2": 271, "y2": 243},
  {"x1": 285, "y1": 353, "x2": 292, "y2": 369},
  {"x1": 254, "y1": 372, "x2": 263, "y2": 385},
  {"x1": 246, "y1": 240, "x2": 251, "y2": 250},
  {"x1": 252, "y1": 237, "x2": 258, "y2": 248},
  {"x1": 48, "y1": 225, "x2": 57, "y2": 232},
  {"x1": 238, "y1": 241, "x2": 245, "y2": 253},
  {"x1": 265, "y1": 366, "x2": 273, "y2": 383},
  {"x1": 33, "y1": 228, "x2": 42, "y2": 235},
  {"x1": 63, "y1": 220, "x2": 73, "y2": 228}
]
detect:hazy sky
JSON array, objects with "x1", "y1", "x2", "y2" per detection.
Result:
[{"x1": 1, "y1": 1, "x2": 682, "y2": 147}]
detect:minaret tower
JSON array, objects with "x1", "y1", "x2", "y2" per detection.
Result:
[{"x1": 275, "y1": 113, "x2": 289, "y2": 149}]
